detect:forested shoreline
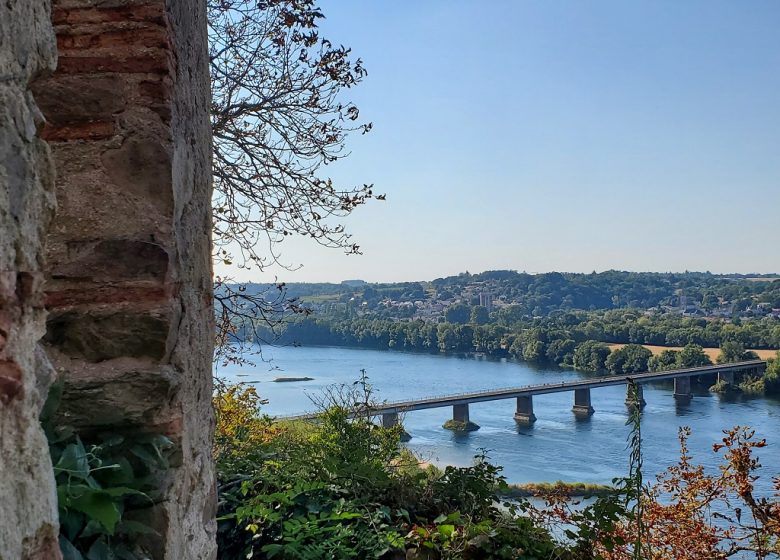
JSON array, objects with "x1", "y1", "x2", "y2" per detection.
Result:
[{"x1": 245, "y1": 311, "x2": 780, "y2": 394}]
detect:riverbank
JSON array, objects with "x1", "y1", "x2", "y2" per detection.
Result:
[
  {"x1": 500, "y1": 481, "x2": 614, "y2": 498},
  {"x1": 415, "y1": 460, "x2": 614, "y2": 498}
]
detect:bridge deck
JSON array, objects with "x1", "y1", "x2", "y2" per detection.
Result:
[{"x1": 280, "y1": 360, "x2": 765, "y2": 420}]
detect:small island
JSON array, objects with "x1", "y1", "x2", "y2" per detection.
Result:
[
  {"x1": 442, "y1": 419, "x2": 480, "y2": 432},
  {"x1": 273, "y1": 376, "x2": 314, "y2": 383},
  {"x1": 500, "y1": 481, "x2": 614, "y2": 499}
]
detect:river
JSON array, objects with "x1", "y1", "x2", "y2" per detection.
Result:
[{"x1": 215, "y1": 344, "x2": 780, "y2": 490}]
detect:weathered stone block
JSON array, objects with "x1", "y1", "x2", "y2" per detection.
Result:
[
  {"x1": 46, "y1": 311, "x2": 169, "y2": 362},
  {"x1": 38, "y1": 0, "x2": 217, "y2": 557},
  {"x1": 52, "y1": 239, "x2": 169, "y2": 281},
  {"x1": 101, "y1": 135, "x2": 174, "y2": 212},
  {"x1": 0, "y1": 0, "x2": 61, "y2": 556},
  {"x1": 32, "y1": 75, "x2": 127, "y2": 125},
  {"x1": 54, "y1": 362, "x2": 177, "y2": 428},
  {"x1": 46, "y1": 284, "x2": 170, "y2": 308}
]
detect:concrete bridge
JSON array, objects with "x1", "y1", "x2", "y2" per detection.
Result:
[{"x1": 282, "y1": 360, "x2": 766, "y2": 432}]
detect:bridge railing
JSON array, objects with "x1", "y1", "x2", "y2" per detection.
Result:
[
  {"x1": 277, "y1": 360, "x2": 765, "y2": 419},
  {"x1": 371, "y1": 360, "x2": 764, "y2": 409}
]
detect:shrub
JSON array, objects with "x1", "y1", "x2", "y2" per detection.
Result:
[
  {"x1": 214, "y1": 377, "x2": 560, "y2": 559},
  {"x1": 43, "y1": 382, "x2": 172, "y2": 560}
]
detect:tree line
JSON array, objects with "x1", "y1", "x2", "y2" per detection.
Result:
[{"x1": 250, "y1": 315, "x2": 779, "y2": 393}]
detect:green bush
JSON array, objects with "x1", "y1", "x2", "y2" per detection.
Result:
[
  {"x1": 43, "y1": 382, "x2": 172, "y2": 560},
  {"x1": 215, "y1": 377, "x2": 563, "y2": 559}
]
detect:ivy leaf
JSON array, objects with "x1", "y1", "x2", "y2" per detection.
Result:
[
  {"x1": 59, "y1": 508, "x2": 85, "y2": 542},
  {"x1": 56, "y1": 441, "x2": 91, "y2": 480},
  {"x1": 437, "y1": 524, "x2": 456, "y2": 538},
  {"x1": 86, "y1": 539, "x2": 112, "y2": 560},
  {"x1": 116, "y1": 520, "x2": 158, "y2": 536},
  {"x1": 59, "y1": 536, "x2": 85, "y2": 560},
  {"x1": 79, "y1": 519, "x2": 108, "y2": 539},
  {"x1": 97, "y1": 457, "x2": 134, "y2": 486},
  {"x1": 129, "y1": 445, "x2": 157, "y2": 466},
  {"x1": 101, "y1": 486, "x2": 146, "y2": 498},
  {"x1": 69, "y1": 491, "x2": 121, "y2": 534}
]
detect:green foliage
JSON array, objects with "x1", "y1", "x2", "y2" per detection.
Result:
[
  {"x1": 262, "y1": 307, "x2": 779, "y2": 376},
  {"x1": 649, "y1": 343, "x2": 712, "y2": 372},
  {"x1": 546, "y1": 338, "x2": 576, "y2": 366},
  {"x1": 572, "y1": 341, "x2": 611, "y2": 372},
  {"x1": 624, "y1": 382, "x2": 646, "y2": 560},
  {"x1": 717, "y1": 341, "x2": 759, "y2": 364},
  {"x1": 470, "y1": 305, "x2": 490, "y2": 325},
  {"x1": 709, "y1": 379, "x2": 734, "y2": 394},
  {"x1": 676, "y1": 343, "x2": 712, "y2": 367},
  {"x1": 43, "y1": 382, "x2": 171, "y2": 560},
  {"x1": 248, "y1": 271, "x2": 780, "y2": 353},
  {"x1": 215, "y1": 379, "x2": 562, "y2": 559},
  {"x1": 445, "y1": 303, "x2": 471, "y2": 325},
  {"x1": 648, "y1": 349, "x2": 679, "y2": 372},
  {"x1": 605, "y1": 344, "x2": 652, "y2": 375},
  {"x1": 442, "y1": 419, "x2": 479, "y2": 432},
  {"x1": 738, "y1": 375, "x2": 766, "y2": 395},
  {"x1": 404, "y1": 509, "x2": 556, "y2": 560},
  {"x1": 765, "y1": 352, "x2": 780, "y2": 394}
]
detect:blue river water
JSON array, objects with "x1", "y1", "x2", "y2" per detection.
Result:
[{"x1": 215, "y1": 345, "x2": 780, "y2": 490}]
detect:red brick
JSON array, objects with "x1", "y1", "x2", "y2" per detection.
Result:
[
  {"x1": 57, "y1": 27, "x2": 169, "y2": 51},
  {"x1": 57, "y1": 51, "x2": 170, "y2": 74},
  {"x1": 42, "y1": 121, "x2": 116, "y2": 142},
  {"x1": 53, "y1": 5, "x2": 164, "y2": 26}
]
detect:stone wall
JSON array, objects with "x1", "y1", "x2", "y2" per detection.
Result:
[
  {"x1": 0, "y1": 0, "x2": 62, "y2": 558},
  {"x1": 32, "y1": 0, "x2": 216, "y2": 558}
]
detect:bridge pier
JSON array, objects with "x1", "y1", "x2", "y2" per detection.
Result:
[
  {"x1": 718, "y1": 371, "x2": 734, "y2": 385},
  {"x1": 443, "y1": 403, "x2": 479, "y2": 432},
  {"x1": 572, "y1": 388, "x2": 595, "y2": 416},
  {"x1": 382, "y1": 412, "x2": 399, "y2": 428},
  {"x1": 514, "y1": 395, "x2": 536, "y2": 424},
  {"x1": 381, "y1": 412, "x2": 411, "y2": 441},
  {"x1": 674, "y1": 376, "x2": 693, "y2": 404},
  {"x1": 625, "y1": 384, "x2": 646, "y2": 409}
]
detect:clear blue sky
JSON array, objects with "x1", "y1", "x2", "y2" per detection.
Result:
[{"x1": 225, "y1": 1, "x2": 780, "y2": 283}]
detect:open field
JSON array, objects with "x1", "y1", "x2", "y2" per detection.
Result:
[{"x1": 607, "y1": 343, "x2": 778, "y2": 361}]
